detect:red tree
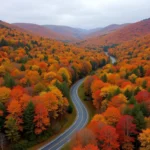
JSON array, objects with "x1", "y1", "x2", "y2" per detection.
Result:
[
  {"x1": 135, "y1": 90, "x2": 150, "y2": 103},
  {"x1": 34, "y1": 103, "x2": 50, "y2": 134},
  {"x1": 97, "y1": 125, "x2": 119, "y2": 150},
  {"x1": 116, "y1": 115, "x2": 137, "y2": 146}
]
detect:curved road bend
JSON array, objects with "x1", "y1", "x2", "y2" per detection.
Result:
[
  {"x1": 39, "y1": 78, "x2": 89, "y2": 150},
  {"x1": 104, "y1": 51, "x2": 116, "y2": 64}
]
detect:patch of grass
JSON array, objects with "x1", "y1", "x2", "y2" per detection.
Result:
[
  {"x1": 78, "y1": 83, "x2": 96, "y2": 122},
  {"x1": 61, "y1": 142, "x2": 71, "y2": 150}
]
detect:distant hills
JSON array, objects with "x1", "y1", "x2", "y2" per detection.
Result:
[
  {"x1": 12, "y1": 23, "x2": 72, "y2": 41},
  {"x1": 77, "y1": 18, "x2": 150, "y2": 49},
  {"x1": 1, "y1": 18, "x2": 149, "y2": 45},
  {"x1": 12, "y1": 23, "x2": 128, "y2": 42}
]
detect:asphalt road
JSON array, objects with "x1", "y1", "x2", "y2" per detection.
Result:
[
  {"x1": 39, "y1": 78, "x2": 89, "y2": 150},
  {"x1": 104, "y1": 51, "x2": 116, "y2": 64}
]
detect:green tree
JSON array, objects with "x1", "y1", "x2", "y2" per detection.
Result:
[
  {"x1": 134, "y1": 87, "x2": 141, "y2": 95},
  {"x1": 38, "y1": 68, "x2": 42, "y2": 75},
  {"x1": 140, "y1": 103, "x2": 149, "y2": 117},
  {"x1": 55, "y1": 81, "x2": 69, "y2": 99},
  {"x1": 0, "y1": 38, "x2": 8, "y2": 47},
  {"x1": 114, "y1": 88, "x2": 121, "y2": 96},
  {"x1": 23, "y1": 101, "x2": 35, "y2": 140},
  {"x1": 123, "y1": 106, "x2": 132, "y2": 115},
  {"x1": 100, "y1": 58, "x2": 106, "y2": 67},
  {"x1": 67, "y1": 105, "x2": 73, "y2": 114},
  {"x1": 20, "y1": 64, "x2": 25, "y2": 71},
  {"x1": 142, "y1": 80, "x2": 147, "y2": 89},
  {"x1": 129, "y1": 96, "x2": 136, "y2": 104},
  {"x1": 5, "y1": 117, "x2": 20, "y2": 143},
  {"x1": 4, "y1": 73, "x2": 15, "y2": 88},
  {"x1": 71, "y1": 66, "x2": 77, "y2": 83},
  {"x1": 101, "y1": 74, "x2": 107, "y2": 82},
  {"x1": 124, "y1": 89, "x2": 132, "y2": 99},
  {"x1": 138, "y1": 66, "x2": 145, "y2": 77},
  {"x1": 44, "y1": 55, "x2": 48, "y2": 61},
  {"x1": 134, "y1": 111, "x2": 146, "y2": 130},
  {"x1": 131, "y1": 104, "x2": 141, "y2": 117}
]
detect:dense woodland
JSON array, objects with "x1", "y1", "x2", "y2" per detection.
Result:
[
  {"x1": 0, "y1": 23, "x2": 108, "y2": 149},
  {"x1": 71, "y1": 32, "x2": 150, "y2": 149},
  {"x1": 0, "y1": 18, "x2": 150, "y2": 150}
]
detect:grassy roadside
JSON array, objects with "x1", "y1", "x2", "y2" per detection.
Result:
[
  {"x1": 29, "y1": 96, "x2": 76, "y2": 150},
  {"x1": 78, "y1": 83, "x2": 96, "y2": 122}
]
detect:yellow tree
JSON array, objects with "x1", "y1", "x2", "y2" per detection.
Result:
[
  {"x1": 103, "y1": 107, "x2": 121, "y2": 126},
  {"x1": 58, "y1": 67, "x2": 72, "y2": 85},
  {"x1": 138, "y1": 129, "x2": 150, "y2": 150},
  {"x1": 0, "y1": 87, "x2": 11, "y2": 103},
  {"x1": 7, "y1": 99, "x2": 23, "y2": 131},
  {"x1": 42, "y1": 92, "x2": 59, "y2": 118}
]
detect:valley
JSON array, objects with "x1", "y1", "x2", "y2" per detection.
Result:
[{"x1": 0, "y1": 5, "x2": 150, "y2": 150}]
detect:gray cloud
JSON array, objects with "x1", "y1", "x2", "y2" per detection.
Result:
[{"x1": 0, "y1": 0, "x2": 150, "y2": 29}]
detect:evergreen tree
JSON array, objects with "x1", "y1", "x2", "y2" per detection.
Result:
[
  {"x1": 44, "y1": 55, "x2": 48, "y2": 61},
  {"x1": 0, "y1": 38, "x2": 8, "y2": 47},
  {"x1": 61, "y1": 81, "x2": 69, "y2": 99},
  {"x1": 20, "y1": 64, "x2": 25, "y2": 71},
  {"x1": 4, "y1": 73, "x2": 15, "y2": 88},
  {"x1": 134, "y1": 111, "x2": 146, "y2": 130},
  {"x1": 62, "y1": 73, "x2": 68, "y2": 83},
  {"x1": 114, "y1": 88, "x2": 121, "y2": 96},
  {"x1": 101, "y1": 74, "x2": 107, "y2": 82},
  {"x1": 124, "y1": 89, "x2": 132, "y2": 99},
  {"x1": 132, "y1": 68, "x2": 140, "y2": 77},
  {"x1": 55, "y1": 81, "x2": 69, "y2": 99},
  {"x1": 67, "y1": 105, "x2": 73, "y2": 114},
  {"x1": 140, "y1": 103, "x2": 149, "y2": 117},
  {"x1": 123, "y1": 106, "x2": 132, "y2": 115},
  {"x1": 100, "y1": 58, "x2": 106, "y2": 67},
  {"x1": 131, "y1": 104, "x2": 141, "y2": 117},
  {"x1": 134, "y1": 87, "x2": 141, "y2": 95},
  {"x1": 138, "y1": 66, "x2": 145, "y2": 77},
  {"x1": 129, "y1": 96, "x2": 137, "y2": 104},
  {"x1": 38, "y1": 68, "x2": 42, "y2": 75},
  {"x1": 23, "y1": 101, "x2": 35, "y2": 140},
  {"x1": 107, "y1": 93, "x2": 112, "y2": 101},
  {"x1": 71, "y1": 66, "x2": 77, "y2": 83},
  {"x1": 142, "y1": 80, "x2": 147, "y2": 89}
]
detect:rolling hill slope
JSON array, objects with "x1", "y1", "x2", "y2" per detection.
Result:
[{"x1": 77, "y1": 18, "x2": 150, "y2": 49}]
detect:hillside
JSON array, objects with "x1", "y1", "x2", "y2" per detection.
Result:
[
  {"x1": 43, "y1": 25, "x2": 89, "y2": 40},
  {"x1": 43, "y1": 24, "x2": 127, "y2": 40},
  {"x1": 86, "y1": 23, "x2": 129, "y2": 38},
  {"x1": 12, "y1": 23, "x2": 127, "y2": 42},
  {"x1": 108, "y1": 33, "x2": 150, "y2": 62},
  {"x1": 0, "y1": 20, "x2": 31, "y2": 33},
  {"x1": 77, "y1": 18, "x2": 150, "y2": 49},
  {"x1": 0, "y1": 20, "x2": 108, "y2": 149},
  {"x1": 13, "y1": 23, "x2": 78, "y2": 42},
  {"x1": 71, "y1": 21, "x2": 150, "y2": 150}
]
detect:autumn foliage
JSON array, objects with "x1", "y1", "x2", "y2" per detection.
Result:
[
  {"x1": 0, "y1": 21, "x2": 108, "y2": 148},
  {"x1": 73, "y1": 25, "x2": 150, "y2": 150}
]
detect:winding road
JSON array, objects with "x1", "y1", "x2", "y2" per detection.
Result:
[
  {"x1": 39, "y1": 79, "x2": 89, "y2": 150},
  {"x1": 39, "y1": 53, "x2": 116, "y2": 150}
]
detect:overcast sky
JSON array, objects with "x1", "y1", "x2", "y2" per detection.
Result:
[{"x1": 0, "y1": 0, "x2": 150, "y2": 29}]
